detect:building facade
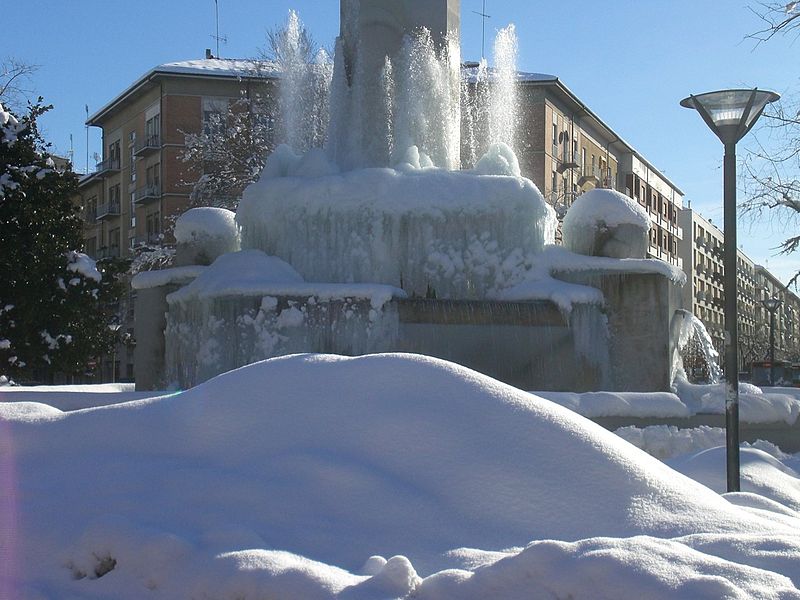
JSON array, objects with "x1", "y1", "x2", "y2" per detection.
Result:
[
  {"x1": 678, "y1": 206, "x2": 800, "y2": 372},
  {"x1": 514, "y1": 76, "x2": 684, "y2": 269}
]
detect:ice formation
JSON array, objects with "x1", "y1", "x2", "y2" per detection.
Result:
[
  {"x1": 671, "y1": 308, "x2": 723, "y2": 384},
  {"x1": 238, "y1": 155, "x2": 555, "y2": 299},
  {"x1": 165, "y1": 250, "x2": 404, "y2": 387}
]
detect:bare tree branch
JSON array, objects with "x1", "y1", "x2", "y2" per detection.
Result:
[
  {"x1": 0, "y1": 57, "x2": 39, "y2": 110},
  {"x1": 747, "y1": 1, "x2": 800, "y2": 44}
]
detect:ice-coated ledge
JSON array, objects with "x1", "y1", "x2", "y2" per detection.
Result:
[
  {"x1": 165, "y1": 249, "x2": 406, "y2": 308},
  {"x1": 169, "y1": 282, "x2": 407, "y2": 309},
  {"x1": 131, "y1": 265, "x2": 208, "y2": 290},
  {"x1": 496, "y1": 246, "x2": 685, "y2": 314}
]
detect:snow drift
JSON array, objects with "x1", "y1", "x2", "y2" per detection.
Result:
[{"x1": 3, "y1": 354, "x2": 800, "y2": 599}]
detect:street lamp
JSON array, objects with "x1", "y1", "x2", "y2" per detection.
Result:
[
  {"x1": 762, "y1": 295, "x2": 783, "y2": 386},
  {"x1": 680, "y1": 88, "x2": 779, "y2": 492},
  {"x1": 108, "y1": 316, "x2": 121, "y2": 384}
]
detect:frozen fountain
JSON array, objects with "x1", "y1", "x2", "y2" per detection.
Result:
[
  {"x1": 671, "y1": 309, "x2": 723, "y2": 384},
  {"x1": 133, "y1": 0, "x2": 685, "y2": 392}
]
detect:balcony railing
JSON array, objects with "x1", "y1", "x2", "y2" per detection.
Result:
[
  {"x1": 94, "y1": 158, "x2": 121, "y2": 177},
  {"x1": 96, "y1": 201, "x2": 121, "y2": 220},
  {"x1": 133, "y1": 183, "x2": 161, "y2": 204},
  {"x1": 556, "y1": 149, "x2": 581, "y2": 173},
  {"x1": 96, "y1": 246, "x2": 121, "y2": 259},
  {"x1": 84, "y1": 208, "x2": 97, "y2": 222},
  {"x1": 133, "y1": 234, "x2": 163, "y2": 247},
  {"x1": 133, "y1": 134, "x2": 161, "y2": 157}
]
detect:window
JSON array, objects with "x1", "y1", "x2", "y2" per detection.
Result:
[
  {"x1": 86, "y1": 237, "x2": 97, "y2": 257},
  {"x1": 109, "y1": 184, "x2": 120, "y2": 211},
  {"x1": 130, "y1": 192, "x2": 136, "y2": 229},
  {"x1": 109, "y1": 227, "x2": 121, "y2": 256},
  {"x1": 108, "y1": 140, "x2": 120, "y2": 168},
  {"x1": 146, "y1": 162, "x2": 160, "y2": 189},
  {"x1": 202, "y1": 97, "x2": 229, "y2": 136},
  {"x1": 146, "y1": 211, "x2": 161, "y2": 243},
  {"x1": 85, "y1": 196, "x2": 97, "y2": 221},
  {"x1": 128, "y1": 131, "x2": 136, "y2": 183},
  {"x1": 145, "y1": 114, "x2": 160, "y2": 146}
]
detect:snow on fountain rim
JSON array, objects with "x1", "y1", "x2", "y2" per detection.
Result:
[
  {"x1": 132, "y1": 265, "x2": 208, "y2": 290},
  {"x1": 167, "y1": 249, "x2": 406, "y2": 308},
  {"x1": 494, "y1": 246, "x2": 685, "y2": 313},
  {"x1": 174, "y1": 206, "x2": 239, "y2": 243},
  {"x1": 4, "y1": 353, "x2": 800, "y2": 599}
]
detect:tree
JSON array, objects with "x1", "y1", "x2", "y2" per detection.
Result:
[
  {"x1": 0, "y1": 100, "x2": 128, "y2": 381},
  {"x1": 181, "y1": 89, "x2": 276, "y2": 210},
  {"x1": 180, "y1": 11, "x2": 327, "y2": 210},
  {"x1": 741, "y1": 2, "x2": 800, "y2": 287},
  {"x1": 0, "y1": 57, "x2": 38, "y2": 111}
]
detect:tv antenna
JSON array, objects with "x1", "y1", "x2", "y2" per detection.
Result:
[
  {"x1": 212, "y1": 0, "x2": 228, "y2": 58},
  {"x1": 472, "y1": 0, "x2": 491, "y2": 60}
]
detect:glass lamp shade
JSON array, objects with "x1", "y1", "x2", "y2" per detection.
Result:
[
  {"x1": 680, "y1": 89, "x2": 780, "y2": 145},
  {"x1": 763, "y1": 297, "x2": 782, "y2": 312}
]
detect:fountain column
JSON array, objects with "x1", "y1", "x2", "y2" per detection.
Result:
[{"x1": 334, "y1": 0, "x2": 461, "y2": 169}]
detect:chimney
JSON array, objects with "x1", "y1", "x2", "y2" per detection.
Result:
[{"x1": 205, "y1": 48, "x2": 213, "y2": 59}]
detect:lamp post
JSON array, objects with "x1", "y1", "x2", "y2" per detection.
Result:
[
  {"x1": 763, "y1": 295, "x2": 782, "y2": 385},
  {"x1": 681, "y1": 88, "x2": 779, "y2": 492},
  {"x1": 108, "y1": 317, "x2": 121, "y2": 384}
]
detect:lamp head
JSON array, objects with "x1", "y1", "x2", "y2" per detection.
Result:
[{"x1": 680, "y1": 89, "x2": 780, "y2": 145}]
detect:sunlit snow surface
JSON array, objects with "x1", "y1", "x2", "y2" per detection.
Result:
[{"x1": 3, "y1": 354, "x2": 800, "y2": 599}]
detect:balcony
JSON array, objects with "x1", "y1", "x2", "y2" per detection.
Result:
[
  {"x1": 133, "y1": 183, "x2": 161, "y2": 204},
  {"x1": 84, "y1": 207, "x2": 97, "y2": 223},
  {"x1": 577, "y1": 165, "x2": 602, "y2": 187},
  {"x1": 133, "y1": 134, "x2": 161, "y2": 157},
  {"x1": 96, "y1": 200, "x2": 121, "y2": 220},
  {"x1": 94, "y1": 158, "x2": 121, "y2": 177},
  {"x1": 96, "y1": 246, "x2": 121, "y2": 259},
  {"x1": 556, "y1": 150, "x2": 581, "y2": 173},
  {"x1": 133, "y1": 234, "x2": 163, "y2": 247}
]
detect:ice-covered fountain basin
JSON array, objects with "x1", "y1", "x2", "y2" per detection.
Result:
[{"x1": 237, "y1": 159, "x2": 556, "y2": 299}]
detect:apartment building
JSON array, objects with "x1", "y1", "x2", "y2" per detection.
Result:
[
  {"x1": 513, "y1": 75, "x2": 684, "y2": 269},
  {"x1": 678, "y1": 206, "x2": 799, "y2": 371},
  {"x1": 755, "y1": 265, "x2": 800, "y2": 364},
  {"x1": 76, "y1": 55, "x2": 275, "y2": 381}
]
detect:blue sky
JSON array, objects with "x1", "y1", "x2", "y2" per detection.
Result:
[{"x1": 6, "y1": 0, "x2": 798, "y2": 284}]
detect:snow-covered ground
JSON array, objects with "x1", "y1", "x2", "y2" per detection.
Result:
[{"x1": 2, "y1": 354, "x2": 800, "y2": 599}]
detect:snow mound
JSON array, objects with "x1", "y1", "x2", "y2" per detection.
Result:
[
  {"x1": 174, "y1": 207, "x2": 240, "y2": 266},
  {"x1": 563, "y1": 188, "x2": 650, "y2": 259},
  {"x1": 174, "y1": 207, "x2": 238, "y2": 244},
  {"x1": 4, "y1": 354, "x2": 800, "y2": 598}
]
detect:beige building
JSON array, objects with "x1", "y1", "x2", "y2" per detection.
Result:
[
  {"x1": 678, "y1": 206, "x2": 799, "y2": 372},
  {"x1": 76, "y1": 55, "x2": 274, "y2": 380},
  {"x1": 513, "y1": 75, "x2": 684, "y2": 269}
]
